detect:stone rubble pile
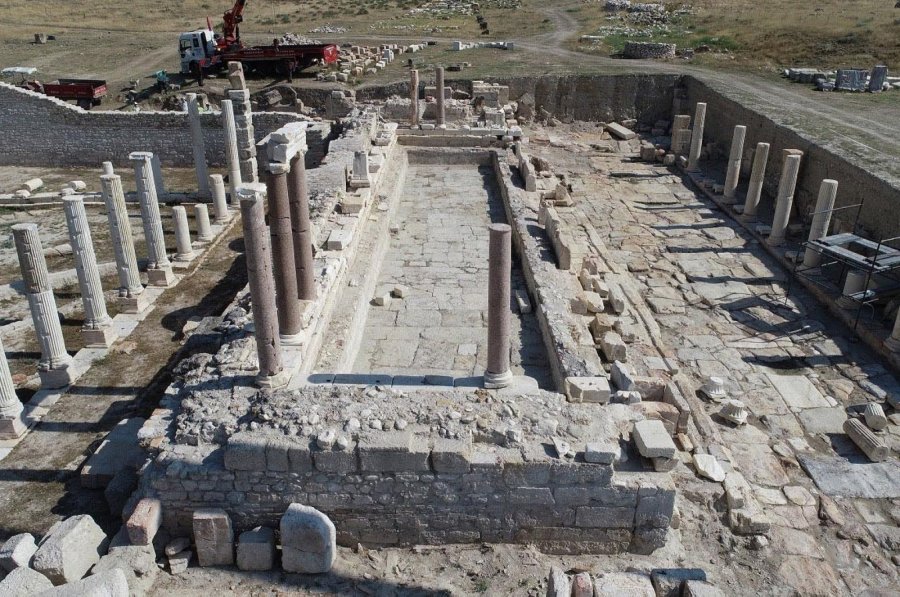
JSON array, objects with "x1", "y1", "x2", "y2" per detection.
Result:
[
  {"x1": 546, "y1": 565, "x2": 722, "y2": 597},
  {"x1": 317, "y1": 42, "x2": 428, "y2": 82},
  {"x1": 783, "y1": 65, "x2": 895, "y2": 92}
]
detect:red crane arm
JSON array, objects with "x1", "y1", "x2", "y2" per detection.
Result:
[{"x1": 221, "y1": 0, "x2": 247, "y2": 48}]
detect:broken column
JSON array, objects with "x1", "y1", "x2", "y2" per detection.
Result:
[
  {"x1": 485, "y1": 223, "x2": 513, "y2": 389},
  {"x1": 843, "y1": 418, "x2": 888, "y2": 462},
  {"x1": 209, "y1": 174, "x2": 230, "y2": 222},
  {"x1": 100, "y1": 174, "x2": 147, "y2": 313},
  {"x1": 435, "y1": 66, "x2": 445, "y2": 127},
  {"x1": 195, "y1": 204, "x2": 213, "y2": 242},
  {"x1": 63, "y1": 196, "x2": 116, "y2": 348},
  {"x1": 0, "y1": 337, "x2": 26, "y2": 439},
  {"x1": 837, "y1": 270, "x2": 867, "y2": 308},
  {"x1": 686, "y1": 102, "x2": 707, "y2": 172},
  {"x1": 221, "y1": 100, "x2": 243, "y2": 201},
  {"x1": 172, "y1": 206, "x2": 194, "y2": 262},
  {"x1": 802, "y1": 179, "x2": 839, "y2": 268},
  {"x1": 722, "y1": 125, "x2": 746, "y2": 203},
  {"x1": 238, "y1": 183, "x2": 286, "y2": 388},
  {"x1": 409, "y1": 69, "x2": 420, "y2": 126},
  {"x1": 265, "y1": 163, "x2": 303, "y2": 344},
  {"x1": 740, "y1": 142, "x2": 770, "y2": 222},
  {"x1": 101, "y1": 161, "x2": 115, "y2": 176},
  {"x1": 187, "y1": 93, "x2": 210, "y2": 196},
  {"x1": 766, "y1": 152, "x2": 802, "y2": 246},
  {"x1": 228, "y1": 89, "x2": 258, "y2": 183},
  {"x1": 129, "y1": 152, "x2": 175, "y2": 286},
  {"x1": 12, "y1": 224, "x2": 76, "y2": 389}
]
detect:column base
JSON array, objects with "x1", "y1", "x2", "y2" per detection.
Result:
[
  {"x1": 198, "y1": 234, "x2": 214, "y2": 243},
  {"x1": 802, "y1": 251, "x2": 822, "y2": 269},
  {"x1": 215, "y1": 214, "x2": 232, "y2": 225},
  {"x1": 884, "y1": 336, "x2": 900, "y2": 353},
  {"x1": 484, "y1": 369, "x2": 513, "y2": 390},
  {"x1": 39, "y1": 363, "x2": 79, "y2": 389},
  {"x1": 837, "y1": 296, "x2": 858, "y2": 309},
  {"x1": 721, "y1": 194, "x2": 738, "y2": 205},
  {"x1": 82, "y1": 325, "x2": 118, "y2": 349},
  {"x1": 147, "y1": 267, "x2": 175, "y2": 287},
  {"x1": 256, "y1": 370, "x2": 289, "y2": 390},
  {"x1": 280, "y1": 332, "x2": 304, "y2": 347},
  {"x1": 118, "y1": 292, "x2": 150, "y2": 314},
  {"x1": 0, "y1": 415, "x2": 27, "y2": 440},
  {"x1": 738, "y1": 212, "x2": 757, "y2": 223},
  {"x1": 766, "y1": 235, "x2": 785, "y2": 247},
  {"x1": 173, "y1": 252, "x2": 195, "y2": 263}
]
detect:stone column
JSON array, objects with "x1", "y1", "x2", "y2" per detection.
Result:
[
  {"x1": 187, "y1": 93, "x2": 210, "y2": 196},
  {"x1": 266, "y1": 164, "x2": 303, "y2": 343},
  {"x1": 288, "y1": 153, "x2": 316, "y2": 301},
  {"x1": 101, "y1": 161, "x2": 115, "y2": 176},
  {"x1": 63, "y1": 196, "x2": 116, "y2": 348},
  {"x1": 12, "y1": 224, "x2": 76, "y2": 389},
  {"x1": 221, "y1": 100, "x2": 243, "y2": 202},
  {"x1": 485, "y1": 223, "x2": 513, "y2": 389},
  {"x1": 195, "y1": 204, "x2": 213, "y2": 242},
  {"x1": 884, "y1": 307, "x2": 900, "y2": 352},
  {"x1": 409, "y1": 69, "x2": 420, "y2": 126},
  {"x1": 209, "y1": 174, "x2": 230, "y2": 222},
  {"x1": 723, "y1": 125, "x2": 747, "y2": 203},
  {"x1": 767, "y1": 153, "x2": 802, "y2": 246},
  {"x1": 740, "y1": 142, "x2": 770, "y2": 222},
  {"x1": 151, "y1": 154, "x2": 166, "y2": 197},
  {"x1": 838, "y1": 270, "x2": 867, "y2": 309},
  {"x1": 130, "y1": 152, "x2": 174, "y2": 286},
  {"x1": 435, "y1": 66, "x2": 445, "y2": 127},
  {"x1": 0, "y1": 337, "x2": 25, "y2": 439},
  {"x1": 172, "y1": 206, "x2": 195, "y2": 262},
  {"x1": 100, "y1": 174, "x2": 147, "y2": 313},
  {"x1": 687, "y1": 102, "x2": 707, "y2": 172},
  {"x1": 802, "y1": 179, "x2": 839, "y2": 268},
  {"x1": 238, "y1": 183, "x2": 286, "y2": 388}
]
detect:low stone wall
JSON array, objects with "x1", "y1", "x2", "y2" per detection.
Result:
[
  {"x1": 623, "y1": 42, "x2": 676, "y2": 60},
  {"x1": 0, "y1": 82, "x2": 328, "y2": 168}
]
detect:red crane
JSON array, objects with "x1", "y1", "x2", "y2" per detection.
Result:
[{"x1": 220, "y1": 0, "x2": 247, "y2": 49}]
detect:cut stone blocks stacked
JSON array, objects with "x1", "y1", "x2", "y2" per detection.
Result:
[{"x1": 228, "y1": 86, "x2": 258, "y2": 184}]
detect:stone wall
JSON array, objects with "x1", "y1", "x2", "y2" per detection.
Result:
[
  {"x1": 680, "y1": 76, "x2": 900, "y2": 241},
  {"x1": 0, "y1": 82, "x2": 329, "y2": 169},
  {"x1": 623, "y1": 42, "x2": 676, "y2": 60}
]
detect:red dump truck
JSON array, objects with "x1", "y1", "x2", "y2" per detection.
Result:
[{"x1": 22, "y1": 78, "x2": 107, "y2": 109}]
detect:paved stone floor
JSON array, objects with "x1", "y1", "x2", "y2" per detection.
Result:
[{"x1": 353, "y1": 162, "x2": 551, "y2": 387}]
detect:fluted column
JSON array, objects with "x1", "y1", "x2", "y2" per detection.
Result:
[
  {"x1": 802, "y1": 179, "x2": 839, "y2": 268},
  {"x1": 221, "y1": 100, "x2": 243, "y2": 202},
  {"x1": 287, "y1": 153, "x2": 316, "y2": 301},
  {"x1": 238, "y1": 183, "x2": 286, "y2": 388},
  {"x1": 740, "y1": 142, "x2": 770, "y2": 222},
  {"x1": 687, "y1": 102, "x2": 706, "y2": 172},
  {"x1": 101, "y1": 161, "x2": 115, "y2": 176},
  {"x1": 0, "y1": 337, "x2": 26, "y2": 439},
  {"x1": 63, "y1": 196, "x2": 116, "y2": 348},
  {"x1": 187, "y1": 93, "x2": 210, "y2": 196},
  {"x1": 485, "y1": 223, "x2": 513, "y2": 389},
  {"x1": 767, "y1": 152, "x2": 802, "y2": 246},
  {"x1": 409, "y1": 69, "x2": 420, "y2": 126},
  {"x1": 13, "y1": 224, "x2": 76, "y2": 389},
  {"x1": 151, "y1": 154, "x2": 166, "y2": 196},
  {"x1": 723, "y1": 125, "x2": 746, "y2": 203},
  {"x1": 130, "y1": 152, "x2": 174, "y2": 286},
  {"x1": 884, "y1": 306, "x2": 900, "y2": 352},
  {"x1": 172, "y1": 206, "x2": 195, "y2": 262},
  {"x1": 435, "y1": 66, "x2": 445, "y2": 127},
  {"x1": 101, "y1": 174, "x2": 147, "y2": 313},
  {"x1": 266, "y1": 164, "x2": 303, "y2": 343},
  {"x1": 195, "y1": 204, "x2": 213, "y2": 242},
  {"x1": 209, "y1": 174, "x2": 230, "y2": 222}
]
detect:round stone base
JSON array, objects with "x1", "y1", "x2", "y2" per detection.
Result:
[{"x1": 484, "y1": 369, "x2": 513, "y2": 389}]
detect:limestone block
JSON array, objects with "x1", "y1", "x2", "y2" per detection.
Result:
[
  {"x1": 572, "y1": 572, "x2": 593, "y2": 597},
  {"x1": 600, "y1": 331, "x2": 627, "y2": 362},
  {"x1": 0, "y1": 567, "x2": 53, "y2": 594},
  {"x1": 584, "y1": 442, "x2": 620, "y2": 464},
  {"x1": 693, "y1": 454, "x2": 726, "y2": 482},
  {"x1": 431, "y1": 438, "x2": 472, "y2": 473},
  {"x1": 192, "y1": 509, "x2": 234, "y2": 567},
  {"x1": 651, "y1": 569, "x2": 707, "y2": 597},
  {"x1": 589, "y1": 313, "x2": 616, "y2": 341},
  {"x1": 581, "y1": 291, "x2": 604, "y2": 313},
  {"x1": 236, "y1": 527, "x2": 275, "y2": 571},
  {"x1": 684, "y1": 580, "x2": 726, "y2": 597},
  {"x1": 312, "y1": 444, "x2": 358, "y2": 472},
  {"x1": 610, "y1": 360, "x2": 635, "y2": 391},
  {"x1": 547, "y1": 566, "x2": 570, "y2": 597},
  {"x1": 593, "y1": 572, "x2": 654, "y2": 596},
  {"x1": 40, "y1": 568, "x2": 129, "y2": 596},
  {"x1": 0, "y1": 533, "x2": 37, "y2": 571},
  {"x1": 125, "y1": 498, "x2": 162, "y2": 546},
  {"x1": 90, "y1": 544, "x2": 158, "y2": 596},
  {"x1": 224, "y1": 432, "x2": 267, "y2": 471},
  {"x1": 326, "y1": 229, "x2": 353, "y2": 251},
  {"x1": 280, "y1": 504, "x2": 336, "y2": 574},
  {"x1": 606, "y1": 122, "x2": 636, "y2": 140},
  {"x1": 632, "y1": 420, "x2": 676, "y2": 459},
  {"x1": 358, "y1": 432, "x2": 430, "y2": 472},
  {"x1": 606, "y1": 284, "x2": 626, "y2": 314},
  {"x1": 32, "y1": 515, "x2": 109, "y2": 585},
  {"x1": 564, "y1": 376, "x2": 611, "y2": 403}
]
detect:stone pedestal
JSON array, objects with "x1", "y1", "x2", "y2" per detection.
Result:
[
  {"x1": 130, "y1": 152, "x2": 174, "y2": 286},
  {"x1": 172, "y1": 206, "x2": 195, "y2": 262},
  {"x1": 349, "y1": 151, "x2": 371, "y2": 189},
  {"x1": 209, "y1": 174, "x2": 230, "y2": 222},
  {"x1": 838, "y1": 270, "x2": 867, "y2": 308},
  {"x1": 409, "y1": 69, "x2": 420, "y2": 126},
  {"x1": 187, "y1": 93, "x2": 210, "y2": 196},
  {"x1": 0, "y1": 337, "x2": 25, "y2": 439},
  {"x1": 687, "y1": 103, "x2": 707, "y2": 172},
  {"x1": 740, "y1": 143, "x2": 770, "y2": 222},
  {"x1": 221, "y1": 100, "x2": 243, "y2": 202},
  {"x1": 802, "y1": 179, "x2": 839, "y2": 268},
  {"x1": 100, "y1": 174, "x2": 148, "y2": 313},
  {"x1": 63, "y1": 196, "x2": 116, "y2": 348},
  {"x1": 485, "y1": 223, "x2": 513, "y2": 389},
  {"x1": 670, "y1": 115, "x2": 692, "y2": 156},
  {"x1": 723, "y1": 125, "x2": 746, "y2": 203},
  {"x1": 266, "y1": 164, "x2": 303, "y2": 344},
  {"x1": 288, "y1": 154, "x2": 316, "y2": 301},
  {"x1": 238, "y1": 184, "x2": 287, "y2": 388},
  {"x1": 228, "y1": 89, "x2": 258, "y2": 183},
  {"x1": 12, "y1": 224, "x2": 77, "y2": 389},
  {"x1": 766, "y1": 153, "x2": 802, "y2": 246},
  {"x1": 195, "y1": 204, "x2": 213, "y2": 242},
  {"x1": 435, "y1": 67, "x2": 445, "y2": 126}
]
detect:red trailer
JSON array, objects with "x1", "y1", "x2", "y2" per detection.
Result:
[{"x1": 23, "y1": 78, "x2": 107, "y2": 109}]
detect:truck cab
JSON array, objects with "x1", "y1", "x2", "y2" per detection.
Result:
[{"x1": 179, "y1": 29, "x2": 218, "y2": 74}]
